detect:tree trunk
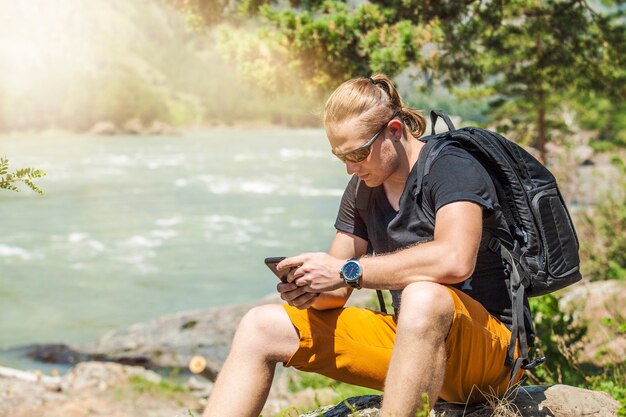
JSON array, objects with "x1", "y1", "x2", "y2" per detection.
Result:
[
  {"x1": 537, "y1": 90, "x2": 547, "y2": 163},
  {"x1": 0, "y1": 365, "x2": 61, "y2": 389},
  {"x1": 535, "y1": 21, "x2": 547, "y2": 164}
]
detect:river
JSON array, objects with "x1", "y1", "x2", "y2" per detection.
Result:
[{"x1": 0, "y1": 129, "x2": 348, "y2": 352}]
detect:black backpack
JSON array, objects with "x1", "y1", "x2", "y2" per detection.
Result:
[{"x1": 360, "y1": 110, "x2": 581, "y2": 384}]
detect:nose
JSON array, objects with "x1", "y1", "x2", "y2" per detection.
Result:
[{"x1": 345, "y1": 161, "x2": 360, "y2": 175}]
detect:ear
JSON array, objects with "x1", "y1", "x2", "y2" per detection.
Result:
[{"x1": 388, "y1": 119, "x2": 404, "y2": 140}]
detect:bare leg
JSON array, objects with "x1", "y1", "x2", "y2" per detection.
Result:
[
  {"x1": 203, "y1": 304, "x2": 300, "y2": 417},
  {"x1": 380, "y1": 282, "x2": 454, "y2": 417}
]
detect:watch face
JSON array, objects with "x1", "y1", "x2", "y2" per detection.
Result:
[{"x1": 342, "y1": 260, "x2": 362, "y2": 281}]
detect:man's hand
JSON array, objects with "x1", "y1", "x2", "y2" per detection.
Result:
[
  {"x1": 278, "y1": 252, "x2": 346, "y2": 293},
  {"x1": 277, "y1": 282, "x2": 319, "y2": 309}
]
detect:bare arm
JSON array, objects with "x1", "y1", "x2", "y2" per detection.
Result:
[
  {"x1": 278, "y1": 201, "x2": 483, "y2": 306},
  {"x1": 289, "y1": 201, "x2": 483, "y2": 294},
  {"x1": 360, "y1": 201, "x2": 483, "y2": 289}
]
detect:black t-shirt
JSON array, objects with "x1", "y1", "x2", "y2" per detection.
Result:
[{"x1": 334, "y1": 144, "x2": 513, "y2": 326}]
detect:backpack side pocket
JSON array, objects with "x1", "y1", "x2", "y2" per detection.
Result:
[{"x1": 531, "y1": 187, "x2": 581, "y2": 289}]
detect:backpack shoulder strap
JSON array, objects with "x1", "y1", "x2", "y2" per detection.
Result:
[
  {"x1": 354, "y1": 179, "x2": 388, "y2": 314},
  {"x1": 430, "y1": 110, "x2": 456, "y2": 134}
]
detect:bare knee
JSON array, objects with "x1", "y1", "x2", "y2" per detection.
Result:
[
  {"x1": 232, "y1": 304, "x2": 299, "y2": 362},
  {"x1": 397, "y1": 282, "x2": 454, "y2": 333}
]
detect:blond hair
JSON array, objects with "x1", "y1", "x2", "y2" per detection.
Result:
[{"x1": 323, "y1": 73, "x2": 426, "y2": 139}]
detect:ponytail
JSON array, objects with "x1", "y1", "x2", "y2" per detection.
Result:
[
  {"x1": 324, "y1": 73, "x2": 426, "y2": 140},
  {"x1": 369, "y1": 73, "x2": 426, "y2": 139}
]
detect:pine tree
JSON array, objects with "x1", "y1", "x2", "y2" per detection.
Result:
[{"x1": 189, "y1": 0, "x2": 626, "y2": 158}]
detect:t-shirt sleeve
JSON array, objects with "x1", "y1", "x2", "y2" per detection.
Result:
[
  {"x1": 334, "y1": 175, "x2": 369, "y2": 240},
  {"x1": 424, "y1": 147, "x2": 496, "y2": 216}
]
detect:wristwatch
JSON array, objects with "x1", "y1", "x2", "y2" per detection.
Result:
[{"x1": 340, "y1": 258, "x2": 363, "y2": 289}]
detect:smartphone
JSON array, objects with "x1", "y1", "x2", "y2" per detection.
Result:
[{"x1": 264, "y1": 256, "x2": 290, "y2": 283}]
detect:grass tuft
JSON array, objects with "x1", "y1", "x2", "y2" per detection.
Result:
[{"x1": 129, "y1": 374, "x2": 188, "y2": 396}]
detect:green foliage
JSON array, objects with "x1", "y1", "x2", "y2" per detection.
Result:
[
  {"x1": 455, "y1": 1, "x2": 625, "y2": 156},
  {"x1": 219, "y1": 0, "x2": 441, "y2": 96},
  {"x1": 166, "y1": 0, "x2": 233, "y2": 26},
  {"x1": 571, "y1": 93, "x2": 626, "y2": 149},
  {"x1": 414, "y1": 392, "x2": 430, "y2": 417},
  {"x1": 578, "y1": 156, "x2": 626, "y2": 281},
  {"x1": 0, "y1": 1, "x2": 322, "y2": 133},
  {"x1": 278, "y1": 370, "x2": 384, "y2": 417},
  {"x1": 128, "y1": 374, "x2": 188, "y2": 396},
  {"x1": 528, "y1": 294, "x2": 587, "y2": 385},
  {"x1": 208, "y1": 0, "x2": 626, "y2": 156},
  {"x1": 270, "y1": 406, "x2": 301, "y2": 417},
  {"x1": 408, "y1": 91, "x2": 490, "y2": 127},
  {"x1": 287, "y1": 371, "x2": 381, "y2": 399},
  {"x1": 364, "y1": 290, "x2": 394, "y2": 313},
  {"x1": 0, "y1": 157, "x2": 46, "y2": 195},
  {"x1": 600, "y1": 314, "x2": 626, "y2": 336},
  {"x1": 528, "y1": 293, "x2": 626, "y2": 414},
  {"x1": 84, "y1": 70, "x2": 171, "y2": 128}
]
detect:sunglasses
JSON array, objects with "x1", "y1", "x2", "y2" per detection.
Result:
[{"x1": 332, "y1": 111, "x2": 400, "y2": 163}]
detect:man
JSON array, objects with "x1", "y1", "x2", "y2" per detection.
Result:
[{"x1": 203, "y1": 74, "x2": 520, "y2": 417}]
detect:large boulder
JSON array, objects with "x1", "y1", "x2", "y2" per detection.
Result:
[
  {"x1": 85, "y1": 295, "x2": 279, "y2": 377},
  {"x1": 88, "y1": 121, "x2": 119, "y2": 135},
  {"x1": 299, "y1": 385, "x2": 620, "y2": 417}
]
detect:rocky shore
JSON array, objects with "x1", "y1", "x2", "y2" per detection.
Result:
[
  {"x1": 1, "y1": 281, "x2": 624, "y2": 417},
  {"x1": 0, "y1": 362, "x2": 202, "y2": 417},
  {"x1": 300, "y1": 386, "x2": 620, "y2": 417}
]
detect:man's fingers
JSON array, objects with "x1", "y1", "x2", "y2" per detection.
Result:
[
  {"x1": 294, "y1": 274, "x2": 317, "y2": 288},
  {"x1": 279, "y1": 286, "x2": 307, "y2": 302},
  {"x1": 299, "y1": 293, "x2": 320, "y2": 309},
  {"x1": 297, "y1": 298, "x2": 316, "y2": 310},
  {"x1": 286, "y1": 267, "x2": 300, "y2": 283},
  {"x1": 277, "y1": 254, "x2": 308, "y2": 271},
  {"x1": 278, "y1": 285, "x2": 319, "y2": 308},
  {"x1": 293, "y1": 275, "x2": 308, "y2": 286},
  {"x1": 277, "y1": 282, "x2": 298, "y2": 293},
  {"x1": 289, "y1": 292, "x2": 319, "y2": 309}
]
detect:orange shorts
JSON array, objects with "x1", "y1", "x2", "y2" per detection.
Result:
[{"x1": 283, "y1": 286, "x2": 520, "y2": 404}]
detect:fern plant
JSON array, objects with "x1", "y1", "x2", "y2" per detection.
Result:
[{"x1": 0, "y1": 157, "x2": 46, "y2": 194}]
